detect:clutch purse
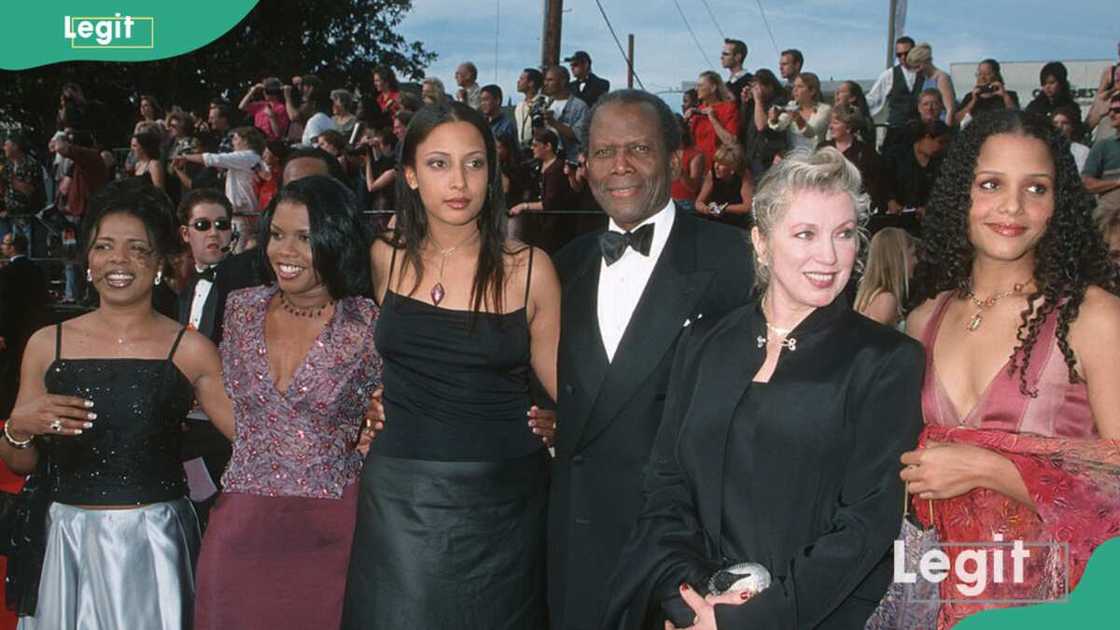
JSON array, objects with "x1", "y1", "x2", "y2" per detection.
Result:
[{"x1": 706, "y1": 562, "x2": 772, "y2": 597}]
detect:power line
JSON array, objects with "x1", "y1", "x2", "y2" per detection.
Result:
[
  {"x1": 754, "y1": 0, "x2": 781, "y2": 58},
  {"x1": 592, "y1": 0, "x2": 644, "y2": 90},
  {"x1": 494, "y1": 0, "x2": 501, "y2": 84},
  {"x1": 672, "y1": 0, "x2": 717, "y2": 69},
  {"x1": 698, "y1": 0, "x2": 726, "y2": 39}
]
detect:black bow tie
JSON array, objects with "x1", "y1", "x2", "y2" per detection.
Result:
[
  {"x1": 600, "y1": 224, "x2": 654, "y2": 266},
  {"x1": 194, "y1": 266, "x2": 216, "y2": 282}
]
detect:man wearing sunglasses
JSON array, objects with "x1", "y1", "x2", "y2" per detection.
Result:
[
  {"x1": 866, "y1": 35, "x2": 926, "y2": 149},
  {"x1": 176, "y1": 188, "x2": 259, "y2": 530}
]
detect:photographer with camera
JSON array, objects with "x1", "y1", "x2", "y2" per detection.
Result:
[
  {"x1": 541, "y1": 65, "x2": 590, "y2": 158},
  {"x1": 238, "y1": 77, "x2": 291, "y2": 140},
  {"x1": 515, "y1": 68, "x2": 547, "y2": 150},
  {"x1": 953, "y1": 58, "x2": 1019, "y2": 126}
]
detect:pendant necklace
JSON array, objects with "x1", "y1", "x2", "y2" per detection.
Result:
[
  {"x1": 963, "y1": 282, "x2": 1026, "y2": 332},
  {"x1": 428, "y1": 233, "x2": 478, "y2": 306}
]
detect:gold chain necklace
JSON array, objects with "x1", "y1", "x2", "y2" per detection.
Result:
[{"x1": 963, "y1": 282, "x2": 1026, "y2": 332}]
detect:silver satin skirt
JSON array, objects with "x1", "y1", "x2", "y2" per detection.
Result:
[{"x1": 18, "y1": 498, "x2": 200, "y2": 630}]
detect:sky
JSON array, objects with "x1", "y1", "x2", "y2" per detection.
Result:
[{"x1": 396, "y1": 0, "x2": 1117, "y2": 104}]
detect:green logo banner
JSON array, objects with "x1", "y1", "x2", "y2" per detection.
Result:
[
  {"x1": 1, "y1": 2, "x2": 258, "y2": 70},
  {"x1": 960, "y1": 537, "x2": 1120, "y2": 629}
]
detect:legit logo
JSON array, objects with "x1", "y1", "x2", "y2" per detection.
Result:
[{"x1": 64, "y1": 14, "x2": 154, "y2": 49}]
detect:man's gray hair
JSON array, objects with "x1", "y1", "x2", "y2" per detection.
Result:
[
  {"x1": 589, "y1": 89, "x2": 681, "y2": 154},
  {"x1": 751, "y1": 147, "x2": 870, "y2": 288}
]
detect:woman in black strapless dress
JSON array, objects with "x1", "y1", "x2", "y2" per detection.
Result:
[
  {"x1": 342, "y1": 101, "x2": 562, "y2": 628},
  {"x1": 0, "y1": 180, "x2": 232, "y2": 629}
]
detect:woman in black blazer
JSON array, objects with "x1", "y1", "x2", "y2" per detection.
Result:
[{"x1": 604, "y1": 148, "x2": 924, "y2": 630}]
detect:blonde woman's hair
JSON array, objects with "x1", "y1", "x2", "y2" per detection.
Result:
[
  {"x1": 751, "y1": 147, "x2": 869, "y2": 289},
  {"x1": 906, "y1": 43, "x2": 933, "y2": 67},
  {"x1": 854, "y1": 227, "x2": 914, "y2": 316},
  {"x1": 713, "y1": 143, "x2": 745, "y2": 174},
  {"x1": 698, "y1": 71, "x2": 734, "y2": 102}
]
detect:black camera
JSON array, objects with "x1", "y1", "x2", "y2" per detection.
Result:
[
  {"x1": 978, "y1": 83, "x2": 998, "y2": 95},
  {"x1": 530, "y1": 95, "x2": 549, "y2": 129}
]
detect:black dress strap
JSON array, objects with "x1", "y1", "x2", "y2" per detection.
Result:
[
  {"x1": 523, "y1": 247, "x2": 535, "y2": 309},
  {"x1": 55, "y1": 323, "x2": 63, "y2": 361},
  {"x1": 387, "y1": 244, "x2": 400, "y2": 289},
  {"x1": 167, "y1": 326, "x2": 189, "y2": 360}
]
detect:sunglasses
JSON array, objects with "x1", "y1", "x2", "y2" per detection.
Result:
[{"x1": 191, "y1": 218, "x2": 232, "y2": 232}]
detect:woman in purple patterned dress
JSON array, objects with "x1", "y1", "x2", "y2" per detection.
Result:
[{"x1": 194, "y1": 176, "x2": 380, "y2": 630}]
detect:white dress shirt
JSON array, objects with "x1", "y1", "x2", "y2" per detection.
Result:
[
  {"x1": 188, "y1": 265, "x2": 216, "y2": 330},
  {"x1": 597, "y1": 200, "x2": 676, "y2": 362}
]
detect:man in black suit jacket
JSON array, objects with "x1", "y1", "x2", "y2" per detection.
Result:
[
  {"x1": 0, "y1": 234, "x2": 48, "y2": 417},
  {"x1": 548, "y1": 90, "x2": 754, "y2": 630},
  {"x1": 566, "y1": 51, "x2": 611, "y2": 108},
  {"x1": 176, "y1": 189, "x2": 260, "y2": 528}
]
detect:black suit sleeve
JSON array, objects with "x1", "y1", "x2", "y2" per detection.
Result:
[{"x1": 714, "y1": 341, "x2": 924, "y2": 628}]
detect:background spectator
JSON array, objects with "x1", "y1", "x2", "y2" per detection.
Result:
[
  {"x1": 854, "y1": 227, "x2": 914, "y2": 327},
  {"x1": 1052, "y1": 104, "x2": 1091, "y2": 173},
  {"x1": 541, "y1": 65, "x2": 590, "y2": 158},
  {"x1": 421, "y1": 77, "x2": 449, "y2": 107},
  {"x1": 906, "y1": 43, "x2": 956, "y2": 125},
  {"x1": 670, "y1": 116, "x2": 706, "y2": 208},
  {"x1": 769, "y1": 71, "x2": 831, "y2": 153},
  {"x1": 778, "y1": 48, "x2": 804, "y2": 89},
  {"x1": 566, "y1": 51, "x2": 610, "y2": 107},
  {"x1": 481, "y1": 84, "x2": 517, "y2": 150},
  {"x1": 687, "y1": 70, "x2": 739, "y2": 163},
  {"x1": 954, "y1": 58, "x2": 1019, "y2": 126},
  {"x1": 372, "y1": 66, "x2": 402, "y2": 122},
  {"x1": 832, "y1": 80, "x2": 875, "y2": 144},
  {"x1": 1025, "y1": 62, "x2": 1078, "y2": 119},
  {"x1": 330, "y1": 89, "x2": 360, "y2": 144},
  {"x1": 822, "y1": 105, "x2": 884, "y2": 212},
  {"x1": 695, "y1": 142, "x2": 752, "y2": 229},
  {"x1": 238, "y1": 77, "x2": 290, "y2": 140},
  {"x1": 454, "y1": 62, "x2": 482, "y2": 109}
]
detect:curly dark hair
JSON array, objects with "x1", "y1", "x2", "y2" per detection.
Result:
[{"x1": 911, "y1": 109, "x2": 1118, "y2": 395}]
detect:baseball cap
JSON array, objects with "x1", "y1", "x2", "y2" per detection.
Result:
[{"x1": 564, "y1": 51, "x2": 591, "y2": 65}]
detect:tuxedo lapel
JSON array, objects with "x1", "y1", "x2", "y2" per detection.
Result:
[
  {"x1": 558, "y1": 244, "x2": 610, "y2": 453},
  {"x1": 575, "y1": 214, "x2": 714, "y2": 449}
]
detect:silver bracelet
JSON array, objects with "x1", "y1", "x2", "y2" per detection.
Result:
[{"x1": 3, "y1": 421, "x2": 34, "y2": 449}]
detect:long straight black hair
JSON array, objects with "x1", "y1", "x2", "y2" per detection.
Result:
[{"x1": 389, "y1": 100, "x2": 511, "y2": 314}]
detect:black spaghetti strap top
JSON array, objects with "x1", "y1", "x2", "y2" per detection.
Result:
[
  {"x1": 371, "y1": 247, "x2": 541, "y2": 461},
  {"x1": 44, "y1": 324, "x2": 194, "y2": 505}
]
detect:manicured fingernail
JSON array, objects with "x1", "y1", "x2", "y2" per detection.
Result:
[
  {"x1": 87, "y1": 413, "x2": 97, "y2": 420},
  {"x1": 680, "y1": 583, "x2": 689, "y2": 591},
  {"x1": 74, "y1": 429, "x2": 83, "y2": 435},
  {"x1": 740, "y1": 591, "x2": 752, "y2": 599},
  {"x1": 83, "y1": 422, "x2": 93, "y2": 429},
  {"x1": 84, "y1": 401, "x2": 94, "y2": 408}
]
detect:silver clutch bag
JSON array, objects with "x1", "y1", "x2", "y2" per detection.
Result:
[{"x1": 706, "y1": 562, "x2": 772, "y2": 597}]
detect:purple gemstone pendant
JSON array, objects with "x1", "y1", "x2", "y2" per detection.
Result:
[{"x1": 430, "y1": 282, "x2": 446, "y2": 306}]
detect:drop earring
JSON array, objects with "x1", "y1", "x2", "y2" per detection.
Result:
[
  {"x1": 154, "y1": 270, "x2": 163, "y2": 286},
  {"x1": 86, "y1": 269, "x2": 93, "y2": 282}
]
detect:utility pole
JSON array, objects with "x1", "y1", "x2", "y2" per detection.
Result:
[
  {"x1": 627, "y1": 34, "x2": 635, "y2": 88},
  {"x1": 886, "y1": 0, "x2": 897, "y2": 70},
  {"x1": 542, "y1": 0, "x2": 563, "y2": 68}
]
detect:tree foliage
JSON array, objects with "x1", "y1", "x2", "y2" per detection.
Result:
[{"x1": 0, "y1": 0, "x2": 435, "y2": 148}]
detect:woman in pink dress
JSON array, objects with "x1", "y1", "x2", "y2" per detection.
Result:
[
  {"x1": 898, "y1": 110, "x2": 1120, "y2": 628},
  {"x1": 193, "y1": 175, "x2": 380, "y2": 629}
]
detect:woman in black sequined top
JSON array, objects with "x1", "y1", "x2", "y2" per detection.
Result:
[{"x1": 0, "y1": 180, "x2": 233, "y2": 628}]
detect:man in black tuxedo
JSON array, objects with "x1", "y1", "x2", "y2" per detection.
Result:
[
  {"x1": 566, "y1": 51, "x2": 611, "y2": 107},
  {"x1": 548, "y1": 90, "x2": 754, "y2": 630},
  {"x1": 0, "y1": 234, "x2": 48, "y2": 417},
  {"x1": 176, "y1": 189, "x2": 259, "y2": 528}
]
